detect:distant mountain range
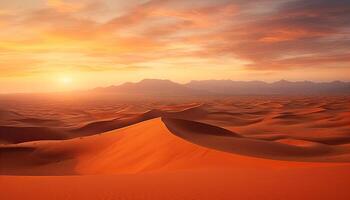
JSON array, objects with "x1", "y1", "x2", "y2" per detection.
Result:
[
  {"x1": 186, "y1": 80, "x2": 350, "y2": 95},
  {"x1": 93, "y1": 79, "x2": 350, "y2": 96},
  {"x1": 93, "y1": 79, "x2": 206, "y2": 96}
]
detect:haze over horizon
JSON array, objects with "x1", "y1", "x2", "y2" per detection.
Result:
[
  {"x1": 1, "y1": 78, "x2": 349, "y2": 95},
  {"x1": 1, "y1": 0, "x2": 350, "y2": 93}
]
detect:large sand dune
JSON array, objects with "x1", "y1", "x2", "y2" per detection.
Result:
[
  {"x1": 0, "y1": 118, "x2": 283, "y2": 175},
  {"x1": 2, "y1": 117, "x2": 350, "y2": 175}
]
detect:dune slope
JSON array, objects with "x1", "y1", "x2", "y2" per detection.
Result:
[
  {"x1": 0, "y1": 126, "x2": 67, "y2": 144},
  {"x1": 162, "y1": 118, "x2": 350, "y2": 162}
]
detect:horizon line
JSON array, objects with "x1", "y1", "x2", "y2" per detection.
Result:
[{"x1": 1, "y1": 78, "x2": 350, "y2": 95}]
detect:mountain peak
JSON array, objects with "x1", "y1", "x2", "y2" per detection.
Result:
[
  {"x1": 140, "y1": 79, "x2": 173, "y2": 83},
  {"x1": 274, "y1": 79, "x2": 291, "y2": 84},
  {"x1": 138, "y1": 79, "x2": 178, "y2": 85},
  {"x1": 94, "y1": 79, "x2": 201, "y2": 96}
]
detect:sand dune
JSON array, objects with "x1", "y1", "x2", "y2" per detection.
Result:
[
  {"x1": 14, "y1": 117, "x2": 63, "y2": 126},
  {"x1": 71, "y1": 110, "x2": 159, "y2": 136},
  {"x1": 2, "y1": 117, "x2": 350, "y2": 175},
  {"x1": 2, "y1": 118, "x2": 246, "y2": 175},
  {"x1": 1, "y1": 95, "x2": 350, "y2": 199},
  {"x1": 0, "y1": 104, "x2": 208, "y2": 144},
  {"x1": 0, "y1": 109, "x2": 22, "y2": 121},
  {"x1": 0, "y1": 126, "x2": 67, "y2": 144},
  {"x1": 163, "y1": 118, "x2": 350, "y2": 162},
  {"x1": 71, "y1": 104, "x2": 206, "y2": 136}
]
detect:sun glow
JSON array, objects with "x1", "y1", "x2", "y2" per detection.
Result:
[{"x1": 59, "y1": 76, "x2": 73, "y2": 85}]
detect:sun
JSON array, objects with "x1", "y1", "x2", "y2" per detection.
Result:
[{"x1": 59, "y1": 76, "x2": 73, "y2": 85}]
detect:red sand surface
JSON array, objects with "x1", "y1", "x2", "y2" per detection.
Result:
[{"x1": 1, "y1": 95, "x2": 350, "y2": 199}]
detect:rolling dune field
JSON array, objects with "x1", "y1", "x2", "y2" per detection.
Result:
[{"x1": 1, "y1": 95, "x2": 350, "y2": 199}]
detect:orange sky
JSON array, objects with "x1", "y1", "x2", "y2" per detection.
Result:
[{"x1": 0, "y1": 0, "x2": 349, "y2": 93}]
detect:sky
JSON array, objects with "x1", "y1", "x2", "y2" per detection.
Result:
[{"x1": 0, "y1": 0, "x2": 349, "y2": 93}]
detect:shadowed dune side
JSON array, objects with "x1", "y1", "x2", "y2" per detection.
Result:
[
  {"x1": 71, "y1": 109, "x2": 163, "y2": 136},
  {"x1": 162, "y1": 117, "x2": 242, "y2": 138},
  {"x1": 14, "y1": 118, "x2": 63, "y2": 127},
  {"x1": 163, "y1": 104, "x2": 208, "y2": 119},
  {"x1": 249, "y1": 133, "x2": 350, "y2": 145},
  {"x1": 162, "y1": 118, "x2": 350, "y2": 162},
  {"x1": 0, "y1": 145, "x2": 76, "y2": 175},
  {"x1": 0, "y1": 126, "x2": 67, "y2": 144},
  {"x1": 71, "y1": 104, "x2": 207, "y2": 136},
  {"x1": 0, "y1": 109, "x2": 23, "y2": 121},
  {"x1": 158, "y1": 104, "x2": 263, "y2": 127}
]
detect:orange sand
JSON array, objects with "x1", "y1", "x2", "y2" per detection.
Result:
[{"x1": 1, "y1": 95, "x2": 350, "y2": 199}]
